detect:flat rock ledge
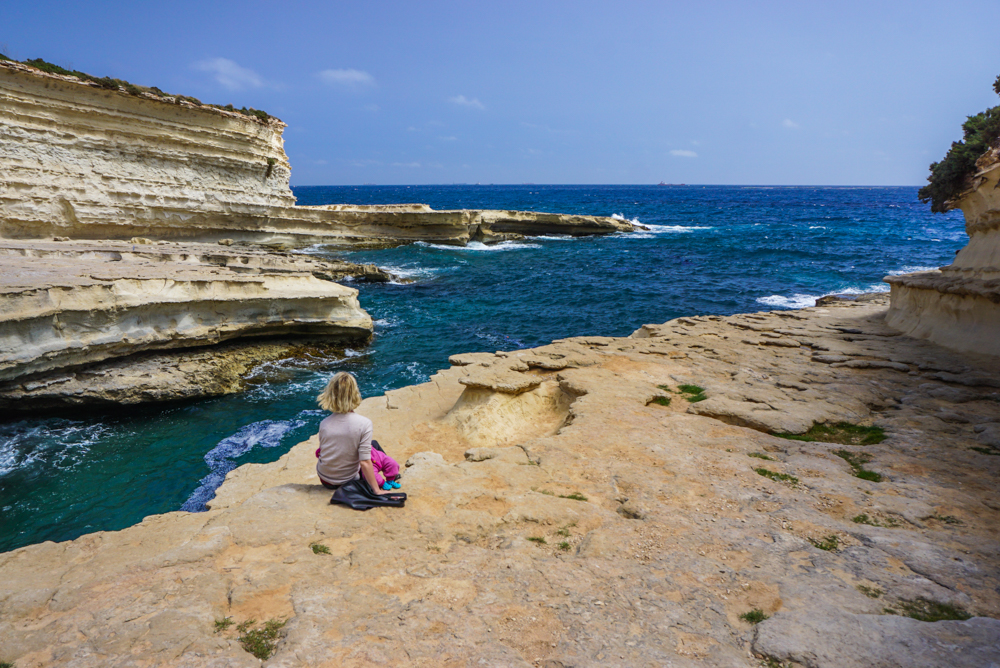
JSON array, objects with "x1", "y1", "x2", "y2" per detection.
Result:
[
  {"x1": 1, "y1": 295, "x2": 999, "y2": 667},
  {"x1": 0, "y1": 239, "x2": 379, "y2": 410}
]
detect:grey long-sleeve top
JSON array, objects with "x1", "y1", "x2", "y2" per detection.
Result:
[{"x1": 316, "y1": 411, "x2": 373, "y2": 485}]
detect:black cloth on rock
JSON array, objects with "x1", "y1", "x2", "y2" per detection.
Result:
[{"x1": 330, "y1": 477, "x2": 406, "y2": 511}]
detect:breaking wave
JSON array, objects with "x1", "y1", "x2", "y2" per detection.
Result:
[
  {"x1": 416, "y1": 241, "x2": 542, "y2": 252},
  {"x1": 180, "y1": 419, "x2": 306, "y2": 512}
]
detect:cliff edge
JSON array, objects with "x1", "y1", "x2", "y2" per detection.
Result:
[
  {"x1": 886, "y1": 144, "x2": 1000, "y2": 356},
  {"x1": 0, "y1": 60, "x2": 637, "y2": 248}
]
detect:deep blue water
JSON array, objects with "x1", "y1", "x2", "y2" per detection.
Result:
[{"x1": 0, "y1": 185, "x2": 966, "y2": 553}]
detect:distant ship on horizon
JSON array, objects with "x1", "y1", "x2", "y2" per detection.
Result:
[{"x1": 658, "y1": 182, "x2": 686, "y2": 186}]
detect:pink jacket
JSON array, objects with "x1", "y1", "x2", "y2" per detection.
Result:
[{"x1": 316, "y1": 445, "x2": 399, "y2": 486}]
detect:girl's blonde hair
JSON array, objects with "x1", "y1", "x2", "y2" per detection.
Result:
[{"x1": 317, "y1": 372, "x2": 362, "y2": 413}]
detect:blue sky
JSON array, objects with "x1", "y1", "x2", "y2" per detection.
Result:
[{"x1": 3, "y1": 1, "x2": 998, "y2": 185}]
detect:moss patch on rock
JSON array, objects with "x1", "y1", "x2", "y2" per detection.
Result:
[
  {"x1": 775, "y1": 422, "x2": 885, "y2": 445},
  {"x1": 886, "y1": 598, "x2": 971, "y2": 623}
]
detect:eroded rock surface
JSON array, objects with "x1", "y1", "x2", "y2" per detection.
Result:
[
  {"x1": 0, "y1": 340, "x2": 354, "y2": 411},
  {"x1": 2, "y1": 296, "x2": 998, "y2": 667},
  {"x1": 0, "y1": 240, "x2": 376, "y2": 406}
]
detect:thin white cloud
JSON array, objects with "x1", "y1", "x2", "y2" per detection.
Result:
[
  {"x1": 319, "y1": 69, "x2": 376, "y2": 87},
  {"x1": 392, "y1": 162, "x2": 422, "y2": 168},
  {"x1": 783, "y1": 118, "x2": 800, "y2": 129},
  {"x1": 193, "y1": 58, "x2": 264, "y2": 91},
  {"x1": 438, "y1": 136, "x2": 458, "y2": 141},
  {"x1": 670, "y1": 149, "x2": 698, "y2": 158},
  {"x1": 449, "y1": 95, "x2": 485, "y2": 110},
  {"x1": 521, "y1": 121, "x2": 572, "y2": 135}
]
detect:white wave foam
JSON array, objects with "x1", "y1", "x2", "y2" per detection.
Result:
[
  {"x1": 612, "y1": 213, "x2": 643, "y2": 226},
  {"x1": 809, "y1": 225, "x2": 827, "y2": 229},
  {"x1": 378, "y1": 264, "x2": 442, "y2": 284},
  {"x1": 416, "y1": 241, "x2": 541, "y2": 252},
  {"x1": 181, "y1": 419, "x2": 305, "y2": 512},
  {"x1": 757, "y1": 281, "x2": 895, "y2": 310},
  {"x1": 243, "y1": 349, "x2": 371, "y2": 402},
  {"x1": 291, "y1": 244, "x2": 333, "y2": 256},
  {"x1": 644, "y1": 224, "x2": 712, "y2": 233},
  {"x1": 756, "y1": 294, "x2": 820, "y2": 310},
  {"x1": 835, "y1": 284, "x2": 890, "y2": 295},
  {"x1": 623, "y1": 223, "x2": 713, "y2": 239},
  {"x1": 0, "y1": 420, "x2": 111, "y2": 477},
  {"x1": 885, "y1": 265, "x2": 938, "y2": 276}
]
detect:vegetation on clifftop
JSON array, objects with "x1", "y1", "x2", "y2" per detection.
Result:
[
  {"x1": 919, "y1": 74, "x2": 1000, "y2": 213},
  {"x1": 0, "y1": 55, "x2": 275, "y2": 123}
]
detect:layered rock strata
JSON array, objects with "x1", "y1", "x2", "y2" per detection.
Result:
[
  {"x1": 0, "y1": 61, "x2": 637, "y2": 247},
  {"x1": 886, "y1": 144, "x2": 1000, "y2": 356},
  {"x1": 2, "y1": 296, "x2": 998, "y2": 667},
  {"x1": 0, "y1": 239, "x2": 377, "y2": 408},
  {"x1": 0, "y1": 339, "x2": 354, "y2": 412}
]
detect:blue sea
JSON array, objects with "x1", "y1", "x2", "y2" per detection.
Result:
[{"x1": 0, "y1": 185, "x2": 966, "y2": 553}]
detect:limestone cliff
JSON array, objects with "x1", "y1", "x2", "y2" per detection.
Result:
[
  {"x1": 0, "y1": 58, "x2": 639, "y2": 407},
  {"x1": 0, "y1": 60, "x2": 294, "y2": 240},
  {"x1": 886, "y1": 144, "x2": 1000, "y2": 356},
  {"x1": 0, "y1": 60, "x2": 637, "y2": 247},
  {"x1": 0, "y1": 239, "x2": 378, "y2": 408},
  {"x1": 1, "y1": 298, "x2": 998, "y2": 666}
]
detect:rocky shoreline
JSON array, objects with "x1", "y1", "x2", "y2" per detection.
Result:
[
  {"x1": 1, "y1": 60, "x2": 638, "y2": 249},
  {"x1": 0, "y1": 239, "x2": 383, "y2": 411},
  {"x1": 3, "y1": 53, "x2": 1000, "y2": 668},
  {"x1": 1, "y1": 295, "x2": 998, "y2": 667},
  {"x1": 0, "y1": 60, "x2": 639, "y2": 410}
]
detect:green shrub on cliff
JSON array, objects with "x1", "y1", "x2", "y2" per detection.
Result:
[
  {"x1": 237, "y1": 618, "x2": 286, "y2": 660},
  {"x1": 919, "y1": 74, "x2": 1000, "y2": 213},
  {"x1": 22, "y1": 58, "x2": 157, "y2": 98},
  {"x1": 208, "y1": 103, "x2": 273, "y2": 122},
  {"x1": 4, "y1": 56, "x2": 273, "y2": 122},
  {"x1": 739, "y1": 608, "x2": 769, "y2": 624}
]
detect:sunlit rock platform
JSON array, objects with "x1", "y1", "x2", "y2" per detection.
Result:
[{"x1": 2, "y1": 296, "x2": 998, "y2": 667}]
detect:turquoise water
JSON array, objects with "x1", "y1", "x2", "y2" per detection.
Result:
[{"x1": 0, "y1": 186, "x2": 966, "y2": 552}]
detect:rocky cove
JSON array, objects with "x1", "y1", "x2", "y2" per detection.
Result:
[
  {"x1": 1, "y1": 59, "x2": 1000, "y2": 667},
  {"x1": 2, "y1": 296, "x2": 1000, "y2": 667},
  {"x1": 0, "y1": 60, "x2": 636, "y2": 411}
]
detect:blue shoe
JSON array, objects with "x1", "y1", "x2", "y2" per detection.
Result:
[
  {"x1": 390, "y1": 480, "x2": 401, "y2": 489},
  {"x1": 382, "y1": 482, "x2": 392, "y2": 491}
]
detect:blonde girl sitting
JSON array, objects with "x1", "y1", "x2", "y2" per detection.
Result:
[{"x1": 314, "y1": 372, "x2": 390, "y2": 495}]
